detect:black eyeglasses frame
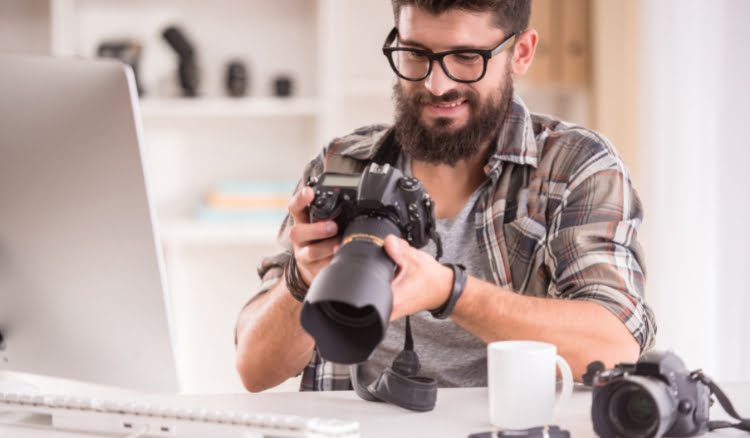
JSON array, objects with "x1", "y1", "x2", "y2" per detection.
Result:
[{"x1": 381, "y1": 27, "x2": 519, "y2": 84}]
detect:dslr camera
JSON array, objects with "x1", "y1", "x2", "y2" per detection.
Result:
[
  {"x1": 592, "y1": 351, "x2": 711, "y2": 437},
  {"x1": 299, "y1": 163, "x2": 438, "y2": 364}
]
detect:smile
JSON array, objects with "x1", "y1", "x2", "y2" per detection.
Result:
[
  {"x1": 433, "y1": 100, "x2": 465, "y2": 108},
  {"x1": 424, "y1": 99, "x2": 468, "y2": 117}
]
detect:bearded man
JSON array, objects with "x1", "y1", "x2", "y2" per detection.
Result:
[{"x1": 235, "y1": 0, "x2": 656, "y2": 393}]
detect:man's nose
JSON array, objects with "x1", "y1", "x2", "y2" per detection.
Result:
[{"x1": 423, "y1": 61, "x2": 456, "y2": 97}]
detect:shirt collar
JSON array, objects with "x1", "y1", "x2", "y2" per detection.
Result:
[
  {"x1": 484, "y1": 92, "x2": 539, "y2": 175},
  {"x1": 339, "y1": 92, "x2": 539, "y2": 173}
]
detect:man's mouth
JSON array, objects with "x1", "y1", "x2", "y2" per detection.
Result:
[{"x1": 424, "y1": 99, "x2": 468, "y2": 116}]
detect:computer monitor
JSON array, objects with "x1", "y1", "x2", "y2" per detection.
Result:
[{"x1": 0, "y1": 55, "x2": 180, "y2": 393}]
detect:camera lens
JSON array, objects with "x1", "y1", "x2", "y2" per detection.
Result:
[
  {"x1": 300, "y1": 216, "x2": 402, "y2": 364},
  {"x1": 609, "y1": 383, "x2": 659, "y2": 437},
  {"x1": 625, "y1": 391, "x2": 657, "y2": 424},
  {"x1": 320, "y1": 302, "x2": 379, "y2": 328}
]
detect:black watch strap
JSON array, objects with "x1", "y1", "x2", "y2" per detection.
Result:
[{"x1": 430, "y1": 263, "x2": 467, "y2": 319}]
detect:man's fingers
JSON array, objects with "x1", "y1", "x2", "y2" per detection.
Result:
[
  {"x1": 288, "y1": 186, "x2": 315, "y2": 224},
  {"x1": 289, "y1": 221, "x2": 338, "y2": 247},
  {"x1": 303, "y1": 256, "x2": 335, "y2": 280},
  {"x1": 297, "y1": 238, "x2": 339, "y2": 264}
]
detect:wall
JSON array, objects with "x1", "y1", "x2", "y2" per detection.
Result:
[
  {"x1": 590, "y1": 0, "x2": 640, "y2": 182},
  {"x1": 0, "y1": 0, "x2": 50, "y2": 54},
  {"x1": 639, "y1": 0, "x2": 750, "y2": 379}
]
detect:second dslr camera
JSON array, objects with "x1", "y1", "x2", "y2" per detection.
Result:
[{"x1": 592, "y1": 351, "x2": 711, "y2": 437}]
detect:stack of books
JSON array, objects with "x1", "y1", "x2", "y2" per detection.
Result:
[{"x1": 196, "y1": 180, "x2": 297, "y2": 224}]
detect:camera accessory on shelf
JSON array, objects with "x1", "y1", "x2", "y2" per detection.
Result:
[{"x1": 162, "y1": 26, "x2": 199, "y2": 97}]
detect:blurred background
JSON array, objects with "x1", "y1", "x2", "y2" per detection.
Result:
[{"x1": 0, "y1": 0, "x2": 748, "y2": 393}]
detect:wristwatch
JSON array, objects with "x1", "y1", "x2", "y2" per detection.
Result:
[{"x1": 429, "y1": 263, "x2": 467, "y2": 319}]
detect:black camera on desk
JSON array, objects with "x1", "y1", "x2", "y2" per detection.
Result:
[
  {"x1": 592, "y1": 351, "x2": 711, "y2": 437},
  {"x1": 299, "y1": 163, "x2": 438, "y2": 364}
]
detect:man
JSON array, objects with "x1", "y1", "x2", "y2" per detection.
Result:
[{"x1": 235, "y1": 0, "x2": 656, "y2": 392}]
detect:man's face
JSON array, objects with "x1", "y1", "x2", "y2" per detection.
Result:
[{"x1": 392, "y1": 6, "x2": 516, "y2": 164}]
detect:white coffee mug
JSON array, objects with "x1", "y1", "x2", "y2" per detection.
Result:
[{"x1": 487, "y1": 340, "x2": 573, "y2": 430}]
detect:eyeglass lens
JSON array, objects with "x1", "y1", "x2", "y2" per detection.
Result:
[{"x1": 392, "y1": 51, "x2": 485, "y2": 81}]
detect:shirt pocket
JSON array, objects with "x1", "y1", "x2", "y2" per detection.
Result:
[{"x1": 502, "y1": 188, "x2": 549, "y2": 291}]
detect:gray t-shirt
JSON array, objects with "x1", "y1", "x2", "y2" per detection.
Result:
[{"x1": 357, "y1": 155, "x2": 495, "y2": 387}]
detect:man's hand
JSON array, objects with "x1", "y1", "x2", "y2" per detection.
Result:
[
  {"x1": 287, "y1": 187, "x2": 340, "y2": 285},
  {"x1": 383, "y1": 234, "x2": 453, "y2": 321}
]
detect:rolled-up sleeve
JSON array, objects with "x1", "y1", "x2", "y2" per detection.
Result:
[{"x1": 546, "y1": 158, "x2": 656, "y2": 351}]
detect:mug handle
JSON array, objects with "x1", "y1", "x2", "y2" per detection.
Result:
[{"x1": 553, "y1": 354, "x2": 573, "y2": 418}]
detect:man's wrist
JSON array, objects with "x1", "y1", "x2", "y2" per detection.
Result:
[
  {"x1": 430, "y1": 263, "x2": 468, "y2": 320},
  {"x1": 284, "y1": 256, "x2": 309, "y2": 302}
]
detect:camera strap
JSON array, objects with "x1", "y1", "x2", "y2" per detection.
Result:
[
  {"x1": 347, "y1": 136, "x2": 442, "y2": 411},
  {"x1": 350, "y1": 316, "x2": 438, "y2": 412},
  {"x1": 691, "y1": 370, "x2": 750, "y2": 432}
]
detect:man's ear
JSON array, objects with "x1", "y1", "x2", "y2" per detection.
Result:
[{"x1": 511, "y1": 29, "x2": 538, "y2": 76}]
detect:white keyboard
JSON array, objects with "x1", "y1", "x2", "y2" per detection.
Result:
[{"x1": 0, "y1": 391, "x2": 360, "y2": 437}]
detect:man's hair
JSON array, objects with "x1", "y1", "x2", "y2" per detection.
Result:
[{"x1": 391, "y1": 0, "x2": 531, "y2": 34}]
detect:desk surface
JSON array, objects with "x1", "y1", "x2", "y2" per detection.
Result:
[{"x1": 2, "y1": 382, "x2": 749, "y2": 437}]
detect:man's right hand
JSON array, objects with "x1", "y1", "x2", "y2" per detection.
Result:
[{"x1": 288, "y1": 186, "x2": 341, "y2": 286}]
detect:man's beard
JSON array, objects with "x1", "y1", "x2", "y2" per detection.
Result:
[{"x1": 393, "y1": 79, "x2": 513, "y2": 165}]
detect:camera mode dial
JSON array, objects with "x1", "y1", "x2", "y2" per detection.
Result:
[
  {"x1": 398, "y1": 176, "x2": 421, "y2": 192},
  {"x1": 310, "y1": 189, "x2": 338, "y2": 220}
]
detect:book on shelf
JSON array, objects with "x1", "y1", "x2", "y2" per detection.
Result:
[{"x1": 196, "y1": 180, "x2": 296, "y2": 223}]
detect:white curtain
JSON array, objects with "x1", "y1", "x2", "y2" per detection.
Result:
[{"x1": 639, "y1": 0, "x2": 750, "y2": 380}]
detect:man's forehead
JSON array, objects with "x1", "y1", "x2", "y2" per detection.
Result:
[{"x1": 397, "y1": 5, "x2": 502, "y2": 48}]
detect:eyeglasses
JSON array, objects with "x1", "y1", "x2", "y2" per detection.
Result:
[{"x1": 382, "y1": 27, "x2": 518, "y2": 84}]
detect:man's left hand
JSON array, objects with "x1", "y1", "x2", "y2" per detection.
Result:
[{"x1": 384, "y1": 234, "x2": 453, "y2": 321}]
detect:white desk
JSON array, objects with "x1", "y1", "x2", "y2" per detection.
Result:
[{"x1": 1, "y1": 383, "x2": 749, "y2": 437}]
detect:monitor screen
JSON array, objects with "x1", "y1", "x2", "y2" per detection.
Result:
[{"x1": 0, "y1": 55, "x2": 179, "y2": 393}]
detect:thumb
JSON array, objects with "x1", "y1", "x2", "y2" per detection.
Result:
[{"x1": 384, "y1": 234, "x2": 409, "y2": 266}]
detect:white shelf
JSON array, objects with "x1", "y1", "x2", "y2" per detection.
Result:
[
  {"x1": 337, "y1": 78, "x2": 392, "y2": 98},
  {"x1": 160, "y1": 219, "x2": 281, "y2": 246},
  {"x1": 139, "y1": 97, "x2": 322, "y2": 119}
]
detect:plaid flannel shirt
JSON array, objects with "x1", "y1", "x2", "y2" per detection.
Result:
[{"x1": 253, "y1": 94, "x2": 656, "y2": 391}]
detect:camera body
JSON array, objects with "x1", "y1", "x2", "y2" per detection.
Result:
[
  {"x1": 307, "y1": 162, "x2": 436, "y2": 247},
  {"x1": 592, "y1": 351, "x2": 711, "y2": 438},
  {"x1": 300, "y1": 163, "x2": 438, "y2": 364}
]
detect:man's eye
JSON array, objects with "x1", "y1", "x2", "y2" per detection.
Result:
[
  {"x1": 404, "y1": 51, "x2": 427, "y2": 61},
  {"x1": 453, "y1": 53, "x2": 482, "y2": 63}
]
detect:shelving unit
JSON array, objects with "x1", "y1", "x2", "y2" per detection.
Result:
[
  {"x1": 139, "y1": 97, "x2": 321, "y2": 119},
  {"x1": 160, "y1": 219, "x2": 280, "y2": 247}
]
